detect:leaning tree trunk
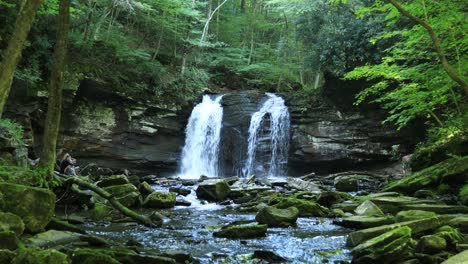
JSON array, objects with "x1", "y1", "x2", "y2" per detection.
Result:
[
  {"x1": 0, "y1": 0, "x2": 44, "y2": 117},
  {"x1": 39, "y1": 0, "x2": 71, "y2": 180}
]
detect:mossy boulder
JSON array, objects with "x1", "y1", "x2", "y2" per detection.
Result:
[
  {"x1": 0, "y1": 231, "x2": 19, "y2": 250},
  {"x1": 352, "y1": 226, "x2": 415, "y2": 264},
  {"x1": 101, "y1": 183, "x2": 140, "y2": 207},
  {"x1": 395, "y1": 210, "x2": 438, "y2": 223},
  {"x1": 143, "y1": 191, "x2": 176, "y2": 208},
  {"x1": 316, "y1": 191, "x2": 352, "y2": 207},
  {"x1": 196, "y1": 179, "x2": 231, "y2": 202},
  {"x1": 0, "y1": 249, "x2": 16, "y2": 264},
  {"x1": 448, "y1": 216, "x2": 468, "y2": 233},
  {"x1": 97, "y1": 175, "x2": 129, "y2": 188},
  {"x1": 90, "y1": 202, "x2": 113, "y2": 220},
  {"x1": 459, "y1": 184, "x2": 468, "y2": 206},
  {"x1": 410, "y1": 134, "x2": 467, "y2": 172},
  {"x1": 0, "y1": 183, "x2": 55, "y2": 233},
  {"x1": 354, "y1": 200, "x2": 384, "y2": 217},
  {"x1": 336, "y1": 216, "x2": 395, "y2": 229},
  {"x1": 0, "y1": 212, "x2": 25, "y2": 236},
  {"x1": 273, "y1": 197, "x2": 329, "y2": 217},
  {"x1": 334, "y1": 175, "x2": 360, "y2": 192},
  {"x1": 139, "y1": 181, "x2": 154, "y2": 196},
  {"x1": 213, "y1": 224, "x2": 268, "y2": 239},
  {"x1": 434, "y1": 225, "x2": 464, "y2": 245},
  {"x1": 384, "y1": 157, "x2": 468, "y2": 194},
  {"x1": 416, "y1": 235, "x2": 447, "y2": 254},
  {"x1": 26, "y1": 230, "x2": 83, "y2": 248},
  {"x1": 13, "y1": 247, "x2": 68, "y2": 264},
  {"x1": 71, "y1": 248, "x2": 120, "y2": 264},
  {"x1": 256, "y1": 206, "x2": 299, "y2": 227}
]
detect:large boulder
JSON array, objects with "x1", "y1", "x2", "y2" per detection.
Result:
[
  {"x1": 287, "y1": 178, "x2": 321, "y2": 193},
  {"x1": 12, "y1": 247, "x2": 68, "y2": 264},
  {"x1": 416, "y1": 235, "x2": 447, "y2": 254},
  {"x1": 334, "y1": 175, "x2": 360, "y2": 192},
  {"x1": 101, "y1": 183, "x2": 140, "y2": 207},
  {"x1": 336, "y1": 216, "x2": 395, "y2": 229},
  {"x1": 256, "y1": 206, "x2": 299, "y2": 227},
  {"x1": 97, "y1": 175, "x2": 129, "y2": 188},
  {"x1": 273, "y1": 197, "x2": 329, "y2": 217},
  {"x1": 213, "y1": 223, "x2": 268, "y2": 239},
  {"x1": 346, "y1": 216, "x2": 450, "y2": 247},
  {"x1": 351, "y1": 226, "x2": 415, "y2": 264},
  {"x1": 143, "y1": 192, "x2": 176, "y2": 208},
  {"x1": 354, "y1": 200, "x2": 384, "y2": 217},
  {"x1": 384, "y1": 157, "x2": 468, "y2": 194},
  {"x1": 196, "y1": 179, "x2": 231, "y2": 202},
  {"x1": 316, "y1": 191, "x2": 352, "y2": 207},
  {"x1": 395, "y1": 210, "x2": 437, "y2": 222},
  {"x1": 0, "y1": 183, "x2": 55, "y2": 233},
  {"x1": 0, "y1": 212, "x2": 25, "y2": 236}
]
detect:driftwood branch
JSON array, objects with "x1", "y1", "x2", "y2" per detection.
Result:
[{"x1": 65, "y1": 177, "x2": 157, "y2": 227}]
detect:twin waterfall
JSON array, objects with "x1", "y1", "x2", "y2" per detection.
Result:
[{"x1": 179, "y1": 93, "x2": 290, "y2": 179}]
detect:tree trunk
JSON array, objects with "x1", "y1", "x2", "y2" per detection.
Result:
[
  {"x1": 39, "y1": 0, "x2": 71, "y2": 180},
  {"x1": 388, "y1": 0, "x2": 468, "y2": 96},
  {"x1": 240, "y1": 0, "x2": 245, "y2": 13},
  {"x1": 0, "y1": 0, "x2": 44, "y2": 116}
]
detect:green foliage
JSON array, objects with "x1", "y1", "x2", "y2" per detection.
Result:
[
  {"x1": 0, "y1": 119, "x2": 24, "y2": 147},
  {"x1": 0, "y1": 166, "x2": 58, "y2": 189},
  {"x1": 344, "y1": 0, "x2": 466, "y2": 130}
]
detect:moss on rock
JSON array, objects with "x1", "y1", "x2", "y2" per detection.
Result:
[
  {"x1": 0, "y1": 212, "x2": 25, "y2": 236},
  {"x1": 196, "y1": 179, "x2": 231, "y2": 202},
  {"x1": 383, "y1": 157, "x2": 468, "y2": 194},
  {"x1": 434, "y1": 225, "x2": 464, "y2": 245},
  {"x1": 12, "y1": 248, "x2": 68, "y2": 264},
  {"x1": 0, "y1": 183, "x2": 55, "y2": 233},
  {"x1": 273, "y1": 197, "x2": 329, "y2": 217},
  {"x1": 416, "y1": 235, "x2": 447, "y2": 254},
  {"x1": 72, "y1": 248, "x2": 120, "y2": 264},
  {"x1": 213, "y1": 224, "x2": 268, "y2": 239},
  {"x1": 256, "y1": 206, "x2": 299, "y2": 227},
  {"x1": 395, "y1": 210, "x2": 438, "y2": 223},
  {"x1": 0, "y1": 231, "x2": 19, "y2": 250},
  {"x1": 90, "y1": 202, "x2": 113, "y2": 221},
  {"x1": 0, "y1": 249, "x2": 16, "y2": 263},
  {"x1": 458, "y1": 184, "x2": 468, "y2": 206},
  {"x1": 143, "y1": 191, "x2": 176, "y2": 208},
  {"x1": 352, "y1": 226, "x2": 415, "y2": 264}
]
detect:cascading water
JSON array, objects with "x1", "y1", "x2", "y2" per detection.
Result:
[
  {"x1": 243, "y1": 93, "x2": 290, "y2": 178},
  {"x1": 179, "y1": 95, "x2": 224, "y2": 179}
]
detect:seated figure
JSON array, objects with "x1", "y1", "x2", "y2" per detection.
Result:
[{"x1": 60, "y1": 152, "x2": 77, "y2": 176}]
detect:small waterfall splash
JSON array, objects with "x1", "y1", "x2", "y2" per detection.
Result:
[
  {"x1": 243, "y1": 93, "x2": 290, "y2": 178},
  {"x1": 179, "y1": 95, "x2": 224, "y2": 179}
]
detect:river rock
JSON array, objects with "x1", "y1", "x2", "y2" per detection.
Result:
[
  {"x1": 354, "y1": 200, "x2": 384, "y2": 217},
  {"x1": 395, "y1": 210, "x2": 438, "y2": 222},
  {"x1": 196, "y1": 179, "x2": 231, "y2": 202},
  {"x1": 256, "y1": 206, "x2": 299, "y2": 227},
  {"x1": 331, "y1": 200, "x2": 360, "y2": 213},
  {"x1": 334, "y1": 175, "x2": 360, "y2": 192},
  {"x1": 168, "y1": 186, "x2": 191, "y2": 196},
  {"x1": 97, "y1": 175, "x2": 129, "y2": 188},
  {"x1": 384, "y1": 157, "x2": 468, "y2": 194},
  {"x1": 13, "y1": 247, "x2": 68, "y2": 264},
  {"x1": 0, "y1": 231, "x2": 19, "y2": 250},
  {"x1": 143, "y1": 192, "x2": 176, "y2": 208},
  {"x1": 448, "y1": 216, "x2": 468, "y2": 233},
  {"x1": 0, "y1": 183, "x2": 55, "y2": 233},
  {"x1": 0, "y1": 212, "x2": 24, "y2": 236},
  {"x1": 316, "y1": 191, "x2": 352, "y2": 207},
  {"x1": 369, "y1": 196, "x2": 439, "y2": 214},
  {"x1": 287, "y1": 177, "x2": 321, "y2": 193},
  {"x1": 416, "y1": 235, "x2": 447, "y2": 254},
  {"x1": 26, "y1": 230, "x2": 83, "y2": 247},
  {"x1": 401, "y1": 204, "x2": 468, "y2": 214},
  {"x1": 253, "y1": 250, "x2": 288, "y2": 263},
  {"x1": 336, "y1": 216, "x2": 395, "y2": 229},
  {"x1": 71, "y1": 248, "x2": 120, "y2": 264},
  {"x1": 346, "y1": 216, "x2": 450, "y2": 247},
  {"x1": 213, "y1": 223, "x2": 267, "y2": 239},
  {"x1": 352, "y1": 226, "x2": 415, "y2": 264},
  {"x1": 273, "y1": 197, "x2": 329, "y2": 217},
  {"x1": 139, "y1": 181, "x2": 154, "y2": 196},
  {"x1": 101, "y1": 183, "x2": 140, "y2": 207},
  {"x1": 0, "y1": 249, "x2": 16, "y2": 264},
  {"x1": 434, "y1": 225, "x2": 464, "y2": 245},
  {"x1": 441, "y1": 250, "x2": 468, "y2": 264}
]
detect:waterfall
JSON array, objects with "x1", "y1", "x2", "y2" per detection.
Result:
[
  {"x1": 179, "y1": 95, "x2": 224, "y2": 179},
  {"x1": 243, "y1": 93, "x2": 290, "y2": 178}
]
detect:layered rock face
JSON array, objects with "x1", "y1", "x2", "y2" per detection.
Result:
[{"x1": 6, "y1": 81, "x2": 415, "y2": 176}]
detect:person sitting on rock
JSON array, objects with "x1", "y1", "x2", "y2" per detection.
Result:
[{"x1": 60, "y1": 153, "x2": 77, "y2": 176}]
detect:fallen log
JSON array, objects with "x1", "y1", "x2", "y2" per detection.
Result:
[{"x1": 65, "y1": 177, "x2": 158, "y2": 228}]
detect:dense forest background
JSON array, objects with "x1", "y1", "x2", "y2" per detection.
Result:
[{"x1": 0, "y1": 0, "x2": 466, "y2": 139}]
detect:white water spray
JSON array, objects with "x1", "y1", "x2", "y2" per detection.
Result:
[
  {"x1": 243, "y1": 93, "x2": 290, "y2": 178},
  {"x1": 179, "y1": 95, "x2": 224, "y2": 179}
]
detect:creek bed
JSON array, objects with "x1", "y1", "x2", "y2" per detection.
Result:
[{"x1": 84, "y1": 190, "x2": 352, "y2": 263}]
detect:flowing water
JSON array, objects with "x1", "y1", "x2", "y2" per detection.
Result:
[
  {"x1": 243, "y1": 93, "x2": 290, "y2": 178},
  {"x1": 85, "y1": 186, "x2": 351, "y2": 264},
  {"x1": 179, "y1": 95, "x2": 224, "y2": 179}
]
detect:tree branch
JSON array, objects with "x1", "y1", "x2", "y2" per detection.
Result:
[{"x1": 387, "y1": 0, "x2": 468, "y2": 96}]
